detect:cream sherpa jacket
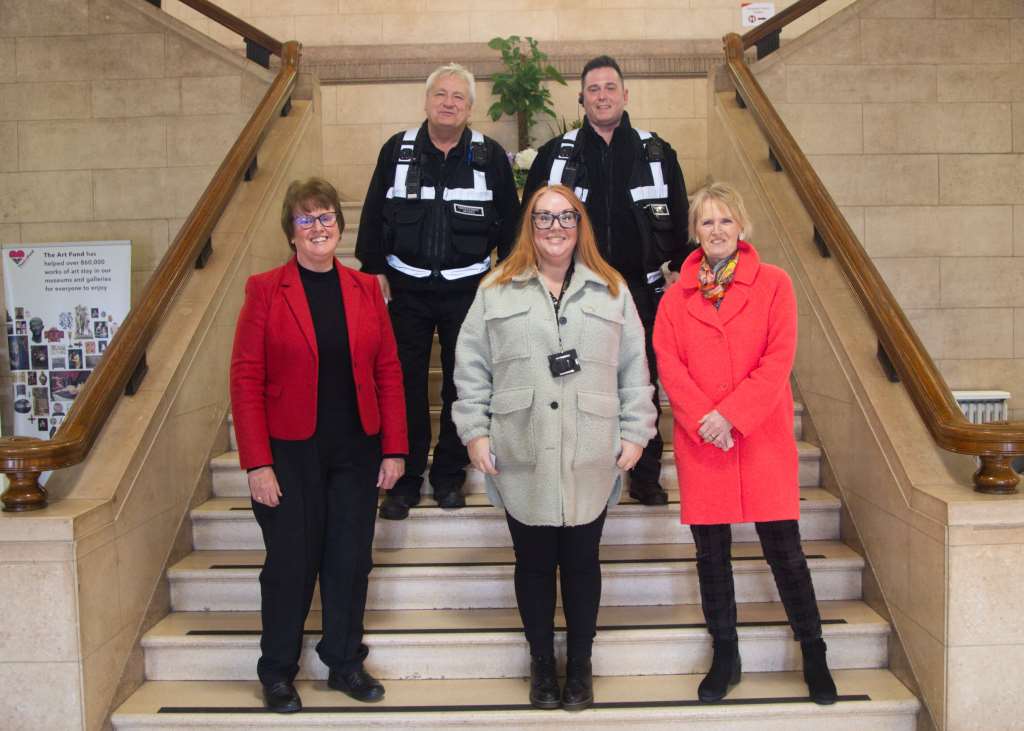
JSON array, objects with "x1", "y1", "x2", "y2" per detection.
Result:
[{"x1": 453, "y1": 259, "x2": 657, "y2": 526}]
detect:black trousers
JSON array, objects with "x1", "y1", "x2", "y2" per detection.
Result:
[
  {"x1": 388, "y1": 287, "x2": 475, "y2": 500},
  {"x1": 252, "y1": 436, "x2": 381, "y2": 685},
  {"x1": 690, "y1": 520, "x2": 823, "y2": 643},
  {"x1": 505, "y1": 510, "x2": 608, "y2": 659},
  {"x1": 627, "y1": 280, "x2": 664, "y2": 488}
]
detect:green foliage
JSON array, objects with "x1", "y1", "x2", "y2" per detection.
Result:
[{"x1": 487, "y1": 35, "x2": 566, "y2": 150}]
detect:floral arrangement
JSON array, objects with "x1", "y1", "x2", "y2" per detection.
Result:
[{"x1": 509, "y1": 147, "x2": 537, "y2": 189}]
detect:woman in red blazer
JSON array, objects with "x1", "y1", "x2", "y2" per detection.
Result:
[
  {"x1": 230, "y1": 178, "x2": 406, "y2": 713},
  {"x1": 653, "y1": 182, "x2": 836, "y2": 706}
]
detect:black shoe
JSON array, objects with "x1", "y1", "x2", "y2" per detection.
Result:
[
  {"x1": 801, "y1": 638, "x2": 838, "y2": 705},
  {"x1": 628, "y1": 481, "x2": 669, "y2": 506},
  {"x1": 378, "y1": 493, "x2": 417, "y2": 521},
  {"x1": 262, "y1": 680, "x2": 302, "y2": 713},
  {"x1": 528, "y1": 655, "x2": 560, "y2": 710},
  {"x1": 561, "y1": 657, "x2": 593, "y2": 712},
  {"x1": 698, "y1": 640, "x2": 741, "y2": 702},
  {"x1": 434, "y1": 489, "x2": 466, "y2": 509},
  {"x1": 327, "y1": 667, "x2": 385, "y2": 703}
]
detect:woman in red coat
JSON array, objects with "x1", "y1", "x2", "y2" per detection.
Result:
[
  {"x1": 653, "y1": 182, "x2": 836, "y2": 705},
  {"x1": 230, "y1": 178, "x2": 407, "y2": 713}
]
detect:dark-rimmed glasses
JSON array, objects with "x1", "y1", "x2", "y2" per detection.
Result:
[
  {"x1": 531, "y1": 210, "x2": 580, "y2": 229},
  {"x1": 293, "y1": 212, "x2": 338, "y2": 229}
]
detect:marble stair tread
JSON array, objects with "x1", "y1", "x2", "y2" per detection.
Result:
[
  {"x1": 190, "y1": 488, "x2": 840, "y2": 550},
  {"x1": 112, "y1": 669, "x2": 919, "y2": 730},
  {"x1": 167, "y1": 541, "x2": 864, "y2": 611},
  {"x1": 140, "y1": 600, "x2": 890, "y2": 680}
]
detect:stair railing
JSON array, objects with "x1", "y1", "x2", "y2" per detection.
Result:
[
  {"x1": 722, "y1": 3, "x2": 1023, "y2": 494},
  {"x1": 0, "y1": 1, "x2": 301, "y2": 511}
]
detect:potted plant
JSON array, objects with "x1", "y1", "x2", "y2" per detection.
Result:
[{"x1": 487, "y1": 35, "x2": 566, "y2": 153}]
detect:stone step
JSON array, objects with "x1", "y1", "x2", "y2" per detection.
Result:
[
  {"x1": 112, "y1": 669, "x2": 919, "y2": 730},
  {"x1": 191, "y1": 487, "x2": 840, "y2": 551},
  {"x1": 226, "y1": 403, "x2": 806, "y2": 452},
  {"x1": 167, "y1": 540, "x2": 863, "y2": 612},
  {"x1": 141, "y1": 600, "x2": 888, "y2": 682}
]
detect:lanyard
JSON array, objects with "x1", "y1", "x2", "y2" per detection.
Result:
[{"x1": 549, "y1": 262, "x2": 575, "y2": 317}]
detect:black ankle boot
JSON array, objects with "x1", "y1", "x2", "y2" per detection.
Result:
[
  {"x1": 528, "y1": 655, "x2": 560, "y2": 709},
  {"x1": 698, "y1": 639, "x2": 741, "y2": 702},
  {"x1": 561, "y1": 657, "x2": 593, "y2": 712},
  {"x1": 801, "y1": 638, "x2": 837, "y2": 705}
]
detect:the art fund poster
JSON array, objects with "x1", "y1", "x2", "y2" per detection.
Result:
[{"x1": 2, "y1": 241, "x2": 131, "y2": 440}]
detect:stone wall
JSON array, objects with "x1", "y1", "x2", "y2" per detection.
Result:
[{"x1": 752, "y1": 0, "x2": 1024, "y2": 418}]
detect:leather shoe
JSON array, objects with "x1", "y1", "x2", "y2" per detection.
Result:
[
  {"x1": 528, "y1": 655, "x2": 560, "y2": 710},
  {"x1": 434, "y1": 489, "x2": 465, "y2": 509},
  {"x1": 629, "y1": 481, "x2": 669, "y2": 506},
  {"x1": 262, "y1": 680, "x2": 302, "y2": 713},
  {"x1": 378, "y1": 493, "x2": 416, "y2": 521},
  {"x1": 561, "y1": 657, "x2": 593, "y2": 712},
  {"x1": 328, "y1": 667, "x2": 385, "y2": 703}
]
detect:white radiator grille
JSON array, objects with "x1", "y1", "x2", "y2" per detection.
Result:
[{"x1": 952, "y1": 390, "x2": 1011, "y2": 424}]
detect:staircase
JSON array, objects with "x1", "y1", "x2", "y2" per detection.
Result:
[{"x1": 111, "y1": 204, "x2": 919, "y2": 730}]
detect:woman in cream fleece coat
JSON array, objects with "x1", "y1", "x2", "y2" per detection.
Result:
[{"x1": 454, "y1": 184, "x2": 656, "y2": 712}]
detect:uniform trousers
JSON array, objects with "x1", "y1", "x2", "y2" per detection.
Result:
[
  {"x1": 252, "y1": 435, "x2": 381, "y2": 685},
  {"x1": 627, "y1": 280, "x2": 664, "y2": 488},
  {"x1": 505, "y1": 510, "x2": 608, "y2": 660},
  {"x1": 388, "y1": 287, "x2": 475, "y2": 501},
  {"x1": 690, "y1": 520, "x2": 823, "y2": 643}
]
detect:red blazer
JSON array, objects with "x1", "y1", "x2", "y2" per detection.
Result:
[
  {"x1": 229, "y1": 257, "x2": 407, "y2": 470},
  {"x1": 653, "y1": 241, "x2": 799, "y2": 525}
]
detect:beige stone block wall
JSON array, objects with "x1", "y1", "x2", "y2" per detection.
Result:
[
  {"x1": 160, "y1": 0, "x2": 856, "y2": 48},
  {"x1": 751, "y1": 0, "x2": 1024, "y2": 419},
  {"x1": 321, "y1": 76, "x2": 711, "y2": 202}
]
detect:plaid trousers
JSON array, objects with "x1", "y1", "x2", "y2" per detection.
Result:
[{"x1": 690, "y1": 520, "x2": 823, "y2": 643}]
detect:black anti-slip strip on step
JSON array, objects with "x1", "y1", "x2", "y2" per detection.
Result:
[
  {"x1": 158, "y1": 694, "x2": 872, "y2": 713},
  {"x1": 208, "y1": 554, "x2": 828, "y2": 570},
  {"x1": 185, "y1": 618, "x2": 849, "y2": 636}
]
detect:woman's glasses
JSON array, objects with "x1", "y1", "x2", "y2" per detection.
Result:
[
  {"x1": 293, "y1": 212, "x2": 339, "y2": 229},
  {"x1": 531, "y1": 210, "x2": 580, "y2": 229}
]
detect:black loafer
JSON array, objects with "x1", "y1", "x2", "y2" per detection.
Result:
[
  {"x1": 328, "y1": 667, "x2": 385, "y2": 703},
  {"x1": 629, "y1": 482, "x2": 669, "y2": 506},
  {"x1": 434, "y1": 490, "x2": 466, "y2": 509},
  {"x1": 262, "y1": 680, "x2": 302, "y2": 713},
  {"x1": 379, "y1": 494, "x2": 413, "y2": 520}
]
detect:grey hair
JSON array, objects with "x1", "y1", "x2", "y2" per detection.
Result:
[{"x1": 425, "y1": 62, "x2": 476, "y2": 106}]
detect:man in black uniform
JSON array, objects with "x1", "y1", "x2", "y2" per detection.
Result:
[
  {"x1": 522, "y1": 55, "x2": 695, "y2": 506},
  {"x1": 357, "y1": 63, "x2": 519, "y2": 520}
]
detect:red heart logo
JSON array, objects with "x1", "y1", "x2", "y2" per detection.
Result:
[{"x1": 8, "y1": 250, "x2": 24, "y2": 265}]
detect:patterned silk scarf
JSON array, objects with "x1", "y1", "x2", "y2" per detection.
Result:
[{"x1": 697, "y1": 251, "x2": 739, "y2": 308}]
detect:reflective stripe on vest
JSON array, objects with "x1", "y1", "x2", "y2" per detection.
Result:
[
  {"x1": 546, "y1": 128, "x2": 588, "y2": 201},
  {"x1": 629, "y1": 129, "x2": 668, "y2": 203},
  {"x1": 386, "y1": 254, "x2": 491, "y2": 280},
  {"x1": 386, "y1": 129, "x2": 492, "y2": 202}
]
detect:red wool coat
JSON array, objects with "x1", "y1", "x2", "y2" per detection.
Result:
[
  {"x1": 229, "y1": 257, "x2": 407, "y2": 470},
  {"x1": 653, "y1": 241, "x2": 799, "y2": 525}
]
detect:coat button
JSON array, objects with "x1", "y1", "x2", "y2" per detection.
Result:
[
  {"x1": 558, "y1": 316, "x2": 567, "y2": 325},
  {"x1": 550, "y1": 401, "x2": 559, "y2": 409}
]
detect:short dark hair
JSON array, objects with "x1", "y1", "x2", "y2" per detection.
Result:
[
  {"x1": 280, "y1": 177, "x2": 345, "y2": 250},
  {"x1": 580, "y1": 55, "x2": 624, "y2": 86}
]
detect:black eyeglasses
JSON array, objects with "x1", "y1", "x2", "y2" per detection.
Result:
[
  {"x1": 293, "y1": 212, "x2": 338, "y2": 229},
  {"x1": 531, "y1": 210, "x2": 580, "y2": 229}
]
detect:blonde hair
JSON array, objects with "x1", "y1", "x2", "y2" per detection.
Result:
[
  {"x1": 688, "y1": 181, "x2": 752, "y2": 244},
  {"x1": 486, "y1": 184, "x2": 623, "y2": 297},
  {"x1": 425, "y1": 63, "x2": 476, "y2": 106}
]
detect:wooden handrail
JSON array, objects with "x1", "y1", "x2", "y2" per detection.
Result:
[
  {"x1": 741, "y1": 0, "x2": 829, "y2": 48},
  {"x1": 723, "y1": 21, "x2": 1022, "y2": 493},
  {"x1": 177, "y1": 0, "x2": 282, "y2": 57},
  {"x1": 0, "y1": 5, "x2": 301, "y2": 511}
]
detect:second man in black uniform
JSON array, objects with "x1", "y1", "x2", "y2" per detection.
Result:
[
  {"x1": 522, "y1": 55, "x2": 695, "y2": 506},
  {"x1": 357, "y1": 63, "x2": 519, "y2": 520}
]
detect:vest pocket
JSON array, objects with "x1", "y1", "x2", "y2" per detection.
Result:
[
  {"x1": 485, "y1": 303, "x2": 531, "y2": 362},
  {"x1": 573, "y1": 391, "x2": 620, "y2": 469},
  {"x1": 489, "y1": 387, "x2": 535, "y2": 466},
  {"x1": 578, "y1": 304, "x2": 623, "y2": 365},
  {"x1": 388, "y1": 205, "x2": 427, "y2": 260},
  {"x1": 449, "y1": 202, "x2": 493, "y2": 259}
]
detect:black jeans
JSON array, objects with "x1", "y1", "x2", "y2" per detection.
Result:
[
  {"x1": 690, "y1": 520, "x2": 823, "y2": 643},
  {"x1": 627, "y1": 280, "x2": 664, "y2": 488},
  {"x1": 505, "y1": 510, "x2": 608, "y2": 659},
  {"x1": 252, "y1": 436, "x2": 381, "y2": 685},
  {"x1": 388, "y1": 287, "x2": 475, "y2": 500}
]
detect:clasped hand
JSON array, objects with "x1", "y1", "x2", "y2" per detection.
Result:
[{"x1": 698, "y1": 409, "x2": 734, "y2": 451}]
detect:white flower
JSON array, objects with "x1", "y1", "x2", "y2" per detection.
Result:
[{"x1": 514, "y1": 148, "x2": 538, "y2": 170}]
